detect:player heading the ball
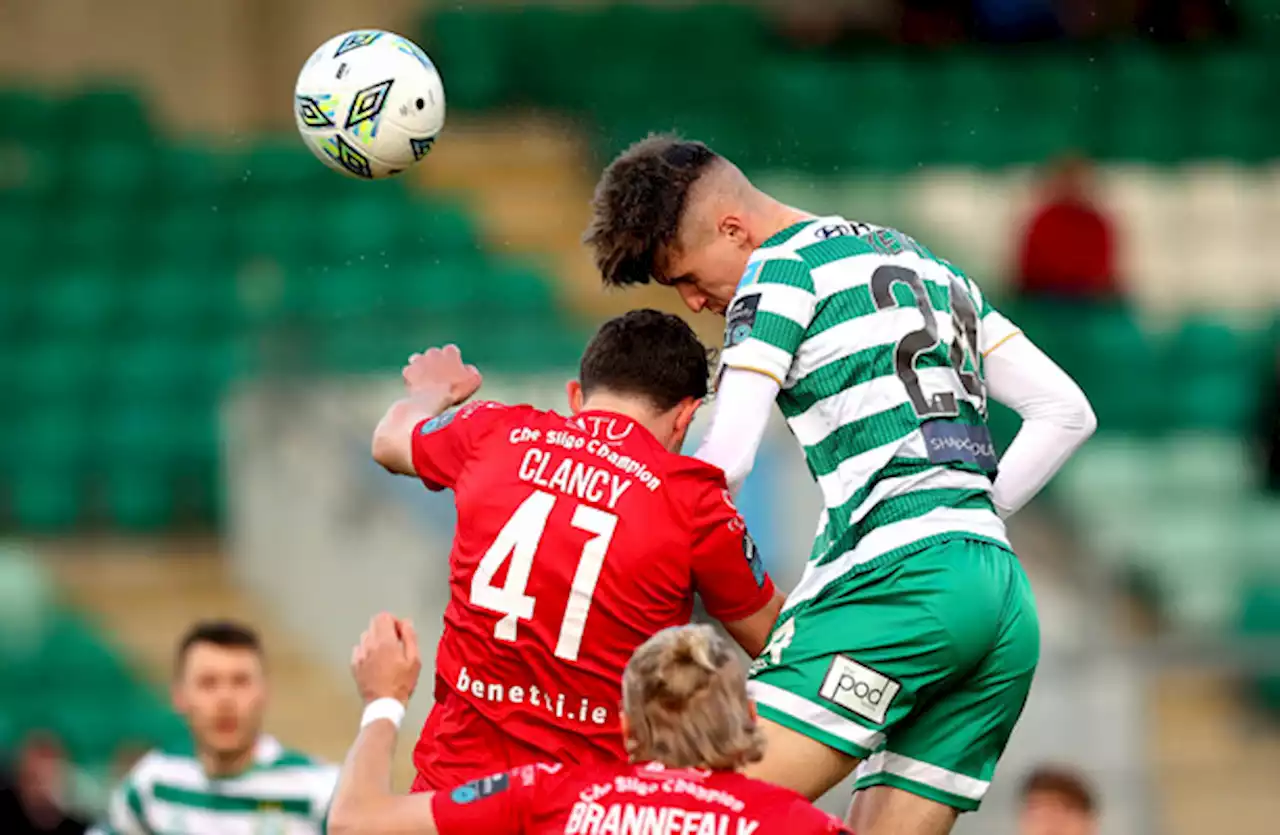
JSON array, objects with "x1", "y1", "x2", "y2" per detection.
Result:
[
  {"x1": 585, "y1": 136, "x2": 1096, "y2": 835},
  {"x1": 371, "y1": 309, "x2": 785, "y2": 792},
  {"x1": 330, "y1": 614, "x2": 850, "y2": 835}
]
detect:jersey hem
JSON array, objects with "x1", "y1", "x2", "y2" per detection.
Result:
[
  {"x1": 814, "y1": 531, "x2": 1013, "y2": 585},
  {"x1": 852, "y1": 771, "x2": 982, "y2": 813}
]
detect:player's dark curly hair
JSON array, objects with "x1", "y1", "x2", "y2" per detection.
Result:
[
  {"x1": 584, "y1": 134, "x2": 721, "y2": 287},
  {"x1": 580, "y1": 309, "x2": 709, "y2": 412}
]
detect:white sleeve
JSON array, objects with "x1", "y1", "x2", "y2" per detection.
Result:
[
  {"x1": 694, "y1": 367, "x2": 781, "y2": 495},
  {"x1": 985, "y1": 324, "x2": 1097, "y2": 517}
]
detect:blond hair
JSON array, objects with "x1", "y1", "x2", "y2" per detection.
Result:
[{"x1": 622, "y1": 624, "x2": 764, "y2": 770}]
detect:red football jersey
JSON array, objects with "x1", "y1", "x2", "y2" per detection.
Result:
[
  {"x1": 431, "y1": 761, "x2": 852, "y2": 835},
  {"x1": 409, "y1": 402, "x2": 776, "y2": 791}
]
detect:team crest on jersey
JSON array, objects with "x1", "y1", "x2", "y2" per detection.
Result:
[
  {"x1": 725, "y1": 294, "x2": 761, "y2": 348},
  {"x1": 450, "y1": 772, "x2": 510, "y2": 805},
  {"x1": 419, "y1": 408, "x2": 459, "y2": 435}
]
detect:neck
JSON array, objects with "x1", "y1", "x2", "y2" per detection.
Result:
[
  {"x1": 580, "y1": 395, "x2": 668, "y2": 444},
  {"x1": 753, "y1": 196, "x2": 815, "y2": 248},
  {"x1": 199, "y1": 739, "x2": 257, "y2": 778}
]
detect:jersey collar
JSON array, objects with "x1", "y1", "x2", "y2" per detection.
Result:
[{"x1": 570, "y1": 410, "x2": 651, "y2": 447}]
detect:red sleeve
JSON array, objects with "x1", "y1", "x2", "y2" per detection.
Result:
[
  {"x1": 411, "y1": 401, "x2": 509, "y2": 491},
  {"x1": 430, "y1": 766, "x2": 539, "y2": 835},
  {"x1": 687, "y1": 475, "x2": 776, "y2": 623}
]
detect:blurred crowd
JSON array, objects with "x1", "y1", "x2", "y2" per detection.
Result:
[{"x1": 774, "y1": 0, "x2": 1241, "y2": 49}]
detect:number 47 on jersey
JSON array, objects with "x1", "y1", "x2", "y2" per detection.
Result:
[{"x1": 469, "y1": 490, "x2": 616, "y2": 663}]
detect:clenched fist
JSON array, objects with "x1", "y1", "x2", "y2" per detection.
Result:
[{"x1": 351, "y1": 613, "x2": 422, "y2": 705}]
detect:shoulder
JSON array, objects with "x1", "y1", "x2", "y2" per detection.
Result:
[
  {"x1": 661, "y1": 454, "x2": 732, "y2": 503},
  {"x1": 263, "y1": 748, "x2": 339, "y2": 791},
  {"x1": 420, "y1": 400, "x2": 522, "y2": 438},
  {"x1": 121, "y1": 749, "x2": 199, "y2": 793}
]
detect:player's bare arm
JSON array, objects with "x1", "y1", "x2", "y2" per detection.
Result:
[
  {"x1": 720, "y1": 589, "x2": 785, "y2": 658},
  {"x1": 372, "y1": 345, "x2": 484, "y2": 475},
  {"x1": 330, "y1": 614, "x2": 442, "y2": 835}
]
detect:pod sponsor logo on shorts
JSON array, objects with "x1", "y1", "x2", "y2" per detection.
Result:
[{"x1": 818, "y1": 656, "x2": 900, "y2": 725}]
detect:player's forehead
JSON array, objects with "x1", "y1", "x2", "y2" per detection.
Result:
[
  {"x1": 654, "y1": 229, "x2": 708, "y2": 286},
  {"x1": 181, "y1": 642, "x2": 264, "y2": 679}
]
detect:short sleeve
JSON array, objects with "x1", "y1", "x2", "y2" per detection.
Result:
[
  {"x1": 720, "y1": 257, "x2": 817, "y2": 386},
  {"x1": 97, "y1": 773, "x2": 149, "y2": 835},
  {"x1": 431, "y1": 766, "x2": 541, "y2": 835},
  {"x1": 411, "y1": 401, "x2": 509, "y2": 491},
  {"x1": 688, "y1": 477, "x2": 776, "y2": 623}
]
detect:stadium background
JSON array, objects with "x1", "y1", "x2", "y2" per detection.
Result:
[{"x1": 1, "y1": 0, "x2": 1279, "y2": 833}]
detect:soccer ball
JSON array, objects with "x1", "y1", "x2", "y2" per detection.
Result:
[{"x1": 294, "y1": 30, "x2": 445, "y2": 180}]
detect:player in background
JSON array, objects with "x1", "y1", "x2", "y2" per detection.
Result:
[
  {"x1": 370, "y1": 309, "x2": 784, "y2": 792},
  {"x1": 584, "y1": 137, "x2": 1097, "y2": 835},
  {"x1": 328, "y1": 613, "x2": 850, "y2": 835},
  {"x1": 90, "y1": 621, "x2": 337, "y2": 835}
]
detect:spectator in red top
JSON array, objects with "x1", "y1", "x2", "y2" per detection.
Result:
[{"x1": 1015, "y1": 155, "x2": 1119, "y2": 301}]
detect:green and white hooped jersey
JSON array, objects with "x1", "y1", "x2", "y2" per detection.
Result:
[
  {"x1": 720, "y1": 217, "x2": 1018, "y2": 611},
  {"x1": 92, "y1": 736, "x2": 337, "y2": 835}
]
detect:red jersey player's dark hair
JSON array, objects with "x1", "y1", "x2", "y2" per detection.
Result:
[
  {"x1": 578, "y1": 308, "x2": 709, "y2": 413},
  {"x1": 622, "y1": 624, "x2": 764, "y2": 770}
]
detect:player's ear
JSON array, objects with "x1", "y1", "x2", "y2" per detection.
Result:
[
  {"x1": 674, "y1": 397, "x2": 701, "y2": 435},
  {"x1": 566, "y1": 380, "x2": 585, "y2": 414},
  {"x1": 719, "y1": 214, "x2": 749, "y2": 247}
]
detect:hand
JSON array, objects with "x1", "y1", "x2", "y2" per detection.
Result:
[
  {"x1": 402, "y1": 345, "x2": 482, "y2": 407},
  {"x1": 351, "y1": 613, "x2": 422, "y2": 705}
]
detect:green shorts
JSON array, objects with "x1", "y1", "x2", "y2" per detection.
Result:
[{"x1": 748, "y1": 537, "x2": 1039, "y2": 812}]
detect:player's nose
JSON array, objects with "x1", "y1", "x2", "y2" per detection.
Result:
[{"x1": 676, "y1": 283, "x2": 707, "y2": 313}]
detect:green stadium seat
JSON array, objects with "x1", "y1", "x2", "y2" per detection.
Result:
[
  {"x1": 315, "y1": 194, "x2": 404, "y2": 264},
  {"x1": 120, "y1": 267, "x2": 240, "y2": 335},
  {"x1": 10, "y1": 464, "x2": 81, "y2": 531},
  {"x1": 65, "y1": 143, "x2": 152, "y2": 204},
  {"x1": 102, "y1": 466, "x2": 174, "y2": 530},
  {"x1": 60, "y1": 209, "x2": 134, "y2": 268},
  {"x1": 102, "y1": 336, "x2": 191, "y2": 401},
  {"x1": 54, "y1": 88, "x2": 153, "y2": 146},
  {"x1": 145, "y1": 205, "x2": 235, "y2": 271},
  {"x1": 409, "y1": 204, "x2": 480, "y2": 256},
  {"x1": 11, "y1": 341, "x2": 88, "y2": 404},
  {"x1": 392, "y1": 257, "x2": 485, "y2": 315},
  {"x1": 231, "y1": 198, "x2": 316, "y2": 264},
  {"x1": 153, "y1": 144, "x2": 238, "y2": 205},
  {"x1": 488, "y1": 262, "x2": 556, "y2": 314},
  {"x1": 422, "y1": 8, "x2": 512, "y2": 111},
  {"x1": 0, "y1": 144, "x2": 59, "y2": 209},
  {"x1": 303, "y1": 266, "x2": 393, "y2": 320},
  {"x1": 30, "y1": 268, "x2": 119, "y2": 336},
  {"x1": 0, "y1": 90, "x2": 55, "y2": 143}
]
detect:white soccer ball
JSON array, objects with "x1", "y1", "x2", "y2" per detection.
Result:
[{"x1": 294, "y1": 30, "x2": 445, "y2": 179}]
